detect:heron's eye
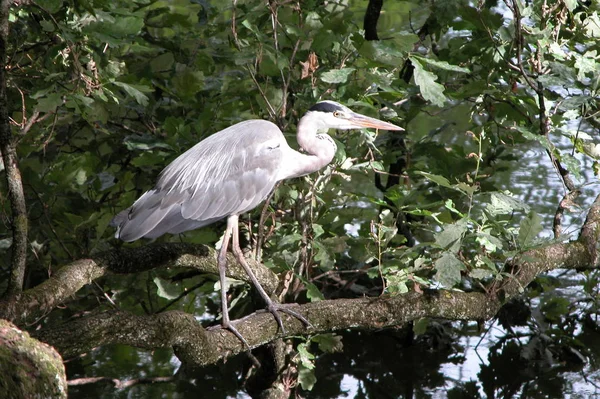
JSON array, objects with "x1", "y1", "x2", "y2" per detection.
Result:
[{"x1": 333, "y1": 111, "x2": 341, "y2": 117}]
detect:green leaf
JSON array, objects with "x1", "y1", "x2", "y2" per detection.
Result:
[
  {"x1": 123, "y1": 134, "x2": 172, "y2": 151},
  {"x1": 583, "y1": 12, "x2": 600, "y2": 38},
  {"x1": 359, "y1": 40, "x2": 411, "y2": 65},
  {"x1": 562, "y1": 0, "x2": 577, "y2": 11},
  {"x1": 574, "y1": 51, "x2": 598, "y2": 82},
  {"x1": 37, "y1": 0, "x2": 62, "y2": 13},
  {"x1": 298, "y1": 366, "x2": 317, "y2": 391},
  {"x1": 278, "y1": 233, "x2": 302, "y2": 248},
  {"x1": 417, "y1": 171, "x2": 452, "y2": 188},
  {"x1": 153, "y1": 277, "x2": 180, "y2": 300},
  {"x1": 130, "y1": 151, "x2": 170, "y2": 167},
  {"x1": 112, "y1": 16, "x2": 144, "y2": 36},
  {"x1": 305, "y1": 12, "x2": 323, "y2": 30},
  {"x1": 313, "y1": 334, "x2": 343, "y2": 353},
  {"x1": 320, "y1": 68, "x2": 355, "y2": 84},
  {"x1": 540, "y1": 296, "x2": 570, "y2": 322},
  {"x1": 476, "y1": 233, "x2": 503, "y2": 252},
  {"x1": 297, "y1": 342, "x2": 315, "y2": 369},
  {"x1": 305, "y1": 280, "x2": 325, "y2": 301},
  {"x1": 444, "y1": 199, "x2": 464, "y2": 217},
  {"x1": 411, "y1": 55, "x2": 470, "y2": 73},
  {"x1": 518, "y1": 211, "x2": 543, "y2": 247},
  {"x1": 470, "y1": 268, "x2": 493, "y2": 279},
  {"x1": 410, "y1": 58, "x2": 446, "y2": 107},
  {"x1": 413, "y1": 318, "x2": 429, "y2": 335},
  {"x1": 112, "y1": 81, "x2": 151, "y2": 106},
  {"x1": 513, "y1": 126, "x2": 553, "y2": 152},
  {"x1": 435, "y1": 252, "x2": 464, "y2": 288},
  {"x1": 150, "y1": 52, "x2": 175, "y2": 73},
  {"x1": 172, "y1": 67, "x2": 205, "y2": 99},
  {"x1": 487, "y1": 192, "x2": 530, "y2": 216},
  {"x1": 560, "y1": 153, "x2": 582, "y2": 181},
  {"x1": 36, "y1": 93, "x2": 63, "y2": 113},
  {"x1": 434, "y1": 219, "x2": 467, "y2": 253}
]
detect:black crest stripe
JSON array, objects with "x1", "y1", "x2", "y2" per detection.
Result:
[{"x1": 308, "y1": 102, "x2": 342, "y2": 113}]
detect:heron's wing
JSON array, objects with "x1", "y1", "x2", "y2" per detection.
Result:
[{"x1": 113, "y1": 120, "x2": 286, "y2": 241}]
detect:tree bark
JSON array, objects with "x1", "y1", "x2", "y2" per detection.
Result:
[
  {"x1": 0, "y1": 319, "x2": 67, "y2": 398},
  {"x1": 0, "y1": 0, "x2": 27, "y2": 296}
]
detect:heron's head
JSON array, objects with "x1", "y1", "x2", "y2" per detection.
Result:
[{"x1": 306, "y1": 100, "x2": 403, "y2": 131}]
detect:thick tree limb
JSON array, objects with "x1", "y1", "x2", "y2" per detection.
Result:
[
  {"x1": 0, "y1": 0, "x2": 28, "y2": 296},
  {"x1": 7, "y1": 195, "x2": 600, "y2": 370},
  {"x1": 34, "y1": 234, "x2": 596, "y2": 369},
  {"x1": 0, "y1": 242, "x2": 278, "y2": 324},
  {"x1": 579, "y1": 193, "x2": 600, "y2": 265},
  {"x1": 0, "y1": 319, "x2": 66, "y2": 399},
  {"x1": 35, "y1": 292, "x2": 492, "y2": 368}
]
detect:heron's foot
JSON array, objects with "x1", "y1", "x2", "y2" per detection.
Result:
[{"x1": 263, "y1": 302, "x2": 312, "y2": 334}]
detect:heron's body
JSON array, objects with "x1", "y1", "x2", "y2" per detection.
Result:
[
  {"x1": 114, "y1": 118, "x2": 337, "y2": 241},
  {"x1": 112, "y1": 101, "x2": 402, "y2": 346}
]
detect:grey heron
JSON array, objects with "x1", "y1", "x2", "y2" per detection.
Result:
[{"x1": 111, "y1": 100, "x2": 403, "y2": 346}]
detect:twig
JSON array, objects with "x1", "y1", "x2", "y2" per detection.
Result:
[
  {"x1": 68, "y1": 375, "x2": 176, "y2": 388},
  {"x1": 29, "y1": 185, "x2": 74, "y2": 260},
  {"x1": 231, "y1": 0, "x2": 241, "y2": 50},
  {"x1": 553, "y1": 189, "x2": 580, "y2": 238},
  {"x1": 246, "y1": 65, "x2": 277, "y2": 120},
  {"x1": 154, "y1": 279, "x2": 207, "y2": 314},
  {"x1": 256, "y1": 181, "x2": 281, "y2": 261},
  {"x1": 504, "y1": 0, "x2": 538, "y2": 91}
]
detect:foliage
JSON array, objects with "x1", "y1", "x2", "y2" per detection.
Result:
[{"x1": 0, "y1": 0, "x2": 599, "y2": 397}]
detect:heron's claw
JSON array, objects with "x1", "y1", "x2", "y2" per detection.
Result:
[
  {"x1": 208, "y1": 322, "x2": 251, "y2": 349},
  {"x1": 264, "y1": 302, "x2": 312, "y2": 334}
]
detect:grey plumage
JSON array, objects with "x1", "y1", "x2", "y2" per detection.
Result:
[
  {"x1": 111, "y1": 100, "x2": 403, "y2": 346},
  {"x1": 112, "y1": 120, "x2": 285, "y2": 241}
]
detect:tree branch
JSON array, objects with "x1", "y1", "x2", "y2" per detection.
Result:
[
  {"x1": 68, "y1": 375, "x2": 176, "y2": 389},
  {"x1": 34, "y1": 234, "x2": 596, "y2": 369},
  {"x1": 363, "y1": 0, "x2": 382, "y2": 41},
  {"x1": 0, "y1": 0, "x2": 28, "y2": 296},
  {"x1": 0, "y1": 242, "x2": 279, "y2": 324},
  {"x1": 579, "y1": 192, "x2": 600, "y2": 265}
]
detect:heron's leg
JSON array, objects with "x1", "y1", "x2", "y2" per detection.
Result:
[
  {"x1": 230, "y1": 219, "x2": 311, "y2": 333},
  {"x1": 217, "y1": 216, "x2": 250, "y2": 348}
]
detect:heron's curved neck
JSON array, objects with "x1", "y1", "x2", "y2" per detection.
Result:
[{"x1": 292, "y1": 113, "x2": 336, "y2": 176}]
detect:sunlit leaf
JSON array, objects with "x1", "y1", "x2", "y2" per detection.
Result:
[
  {"x1": 487, "y1": 192, "x2": 530, "y2": 216},
  {"x1": 560, "y1": 153, "x2": 582, "y2": 181},
  {"x1": 518, "y1": 211, "x2": 543, "y2": 247},
  {"x1": 410, "y1": 58, "x2": 446, "y2": 107},
  {"x1": 153, "y1": 277, "x2": 180, "y2": 300},
  {"x1": 320, "y1": 68, "x2": 355, "y2": 84},
  {"x1": 435, "y1": 252, "x2": 464, "y2": 288},
  {"x1": 434, "y1": 219, "x2": 467, "y2": 253}
]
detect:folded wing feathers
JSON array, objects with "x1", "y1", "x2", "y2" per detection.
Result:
[{"x1": 113, "y1": 120, "x2": 285, "y2": 241}]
